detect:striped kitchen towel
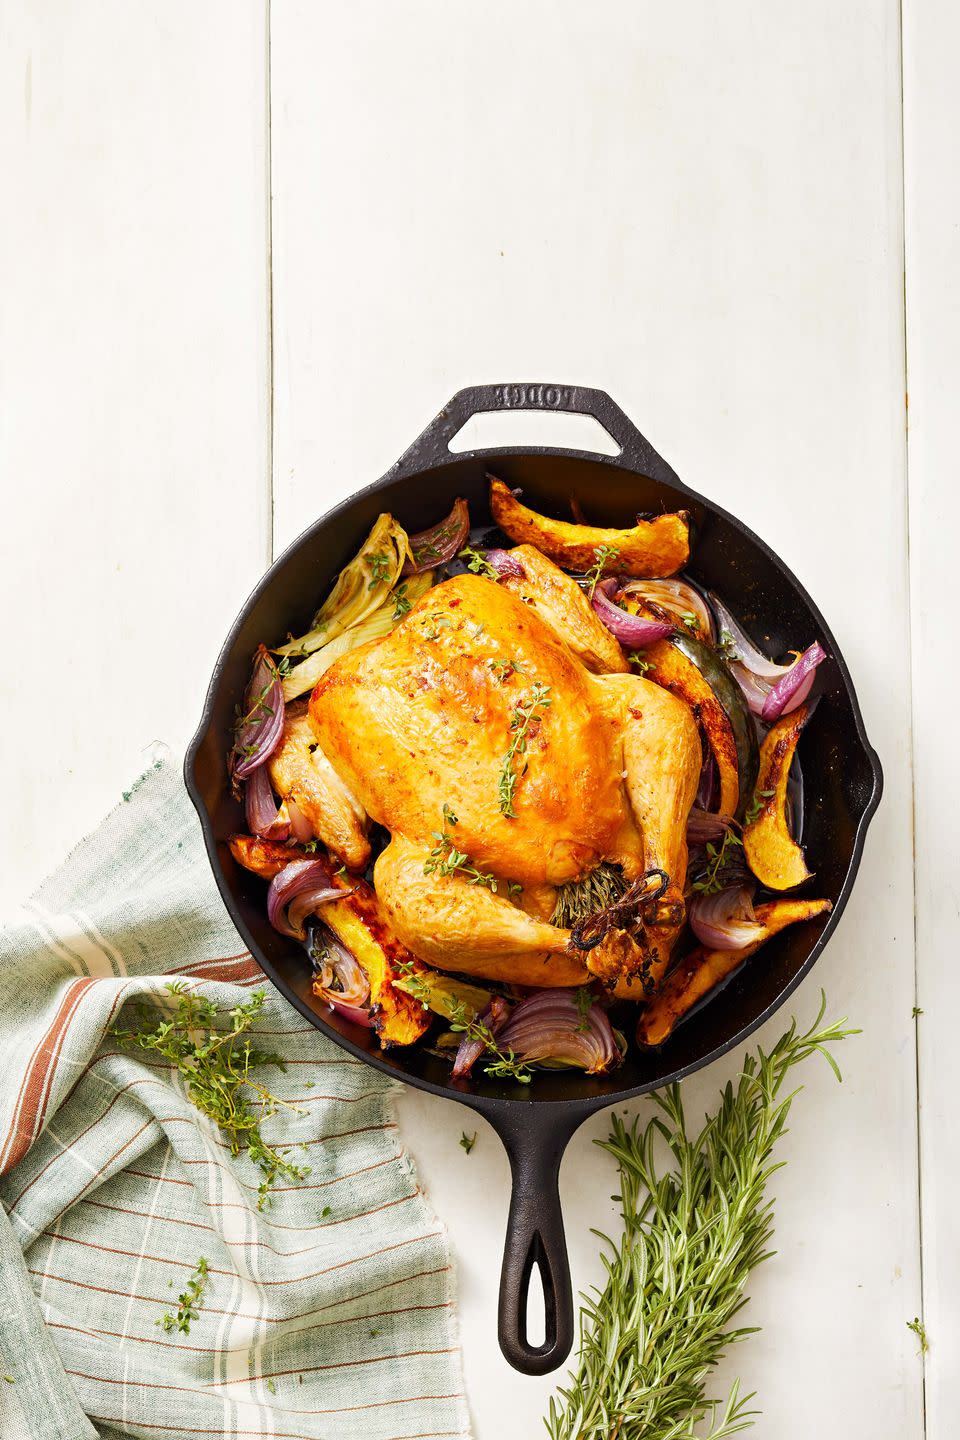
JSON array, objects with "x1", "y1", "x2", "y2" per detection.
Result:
[{"x1": 0, "y1": 758, "x2": 470, "y2": 1440}]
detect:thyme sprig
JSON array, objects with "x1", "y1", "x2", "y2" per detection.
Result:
[
  {"x1": 584, "y1": 544, "x2": 620, "y2": 598},
  {"x1": 367, "y1": 552, "x2": 393, "y2": 589},
  {"x1": 546, "y1": 996, "x2": 857, "y2": 1440},
  {"x1": 498, "y1": 682, "x2": 553, "y2": 816},
  {"x1": 459, "y1": 546, "x2": 500, "y2": 579},
  {"x1": 111, "y1": 985, "x2": 309, "y2": 1211},
  {"x1": 446, "y1": 997, "x2": 533, "y2": 1084},
  {"x1": 744, "y1": 787, "x2": 776, "y2": 826},
  {"x1": 489, "y1": 657, "x2": 524, "y2": 682},
  {"x1": 423, "y1": 804, "x2": 499, "y2": 891},
  {"x1": 691, "y1": 828, "x2": 745, "y2": 895},
  {"x1": 391, "y1": 583, "x2": 412, "y2": 620},
  {"x1": 157, "y1": 1257, "x2": 209, "y2": 1335}
]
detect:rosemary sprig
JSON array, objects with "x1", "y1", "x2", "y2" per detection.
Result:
[
  {"x1": 111, "y1": 985, "x2": 309, "y2": 1211},
  {"x1": 423, "y1": 804, "x2": 500, "y2": 890},
  {"x1": 584, "y1": 544, "x2": 620, "y2": 598},
  {"x1": 498, "y1": 682, "x2": 553, "y2": 816},
  {"x1": 546, "y1": 996, "x2": 857, "y2": 1440},
  {"x1": 551, "y1": 862, "x2": 628, "y2": 929},
  {"x1": 157, "y1": 1257, "x2": 209, "y2": 1335},
  {"x1": 459, "y1": 546, "x2": 500, "y2": 579}
]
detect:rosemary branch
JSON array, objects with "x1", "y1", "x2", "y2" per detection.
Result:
[{"x1": 545, "y1": 995, "x2": 857, "y2": 1440}]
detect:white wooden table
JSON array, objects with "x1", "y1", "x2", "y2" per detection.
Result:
[{"x1": 2, "y1": 4, "x2": 955, "y2": 1435}]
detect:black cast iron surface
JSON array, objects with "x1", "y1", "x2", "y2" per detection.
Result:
[{"x1": 185, "y1": 383, "x2": 882, "y2": 1375}]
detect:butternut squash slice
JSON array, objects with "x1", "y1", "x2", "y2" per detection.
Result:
[
  {"x1": 229, "y1": 834, "x2": 299, "y2": 880},
  {"x1": 743, "y1": 704, "x2": 812, "y2": 890},
  {"x1": 321, "y1": 878, "x2": 431, "y2": 1048},
  {"x1": 636, "y1": 897, "x2": 832, "y2": 1047},
  {"x1": 642, "y1": 630, "x2": 758, "y2": 819},
  {"x1": 489, "y1": 476, "x2": 690, "y2": 578}
]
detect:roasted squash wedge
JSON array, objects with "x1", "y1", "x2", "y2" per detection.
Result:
[
  {"x1": 636, "y1": 897, "x2": 832, "y2": 1047},
  {"x1": 743, "y1": 704, "x2": 812, "y2": 890},
  {"x1": 321, "y1": 878, "x2": 431, "y2": 1048},
  {"x1": 642, "y1": 630, "x2": 759, "y2": 819},
  {"x1": 229, "y1": 834, "x2": 299, "y2": 880},
  {"x1": 489, "y1": 476, "x2": 689, "y2": 578}
]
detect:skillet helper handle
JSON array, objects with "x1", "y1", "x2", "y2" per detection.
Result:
[
  {"x1": 495, "y1": 1111, "x2": 578, "y2": 1375},
  {"x1": 391, "y1": 381, "x2": 679, "y2": 480}
]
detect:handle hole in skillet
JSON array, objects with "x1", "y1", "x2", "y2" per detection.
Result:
[
  {"x1": 519, "y1": 1235, "x2": 557, "y2": 1352},
  {"x1": 447, "y1": 408, "x2": 621, "y2": 456}
]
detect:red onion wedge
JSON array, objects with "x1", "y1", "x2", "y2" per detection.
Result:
[
  {"x1": 686, "y1": 807, "x2": 735, "y2": 845},
  {"x1": 710, "y1": 593, "x2": 826, "y2": 720},
  {"x1": 267, "y1": 858, "x2": 345, "y2": 939},
  {"x1": 244, "y1": 764, "x2": 289, "y2": 840},
  {"x1": 591, "y1": 580, "x2": 674, "y2": 648},
  {"x1": 312, "y1": 925, "x2": 372, "y2": 1027},
  {"x1": 452, "y1": 996, "x2": 510, "y2": 1078},
  {"x1": 618, "y1": 578, "x2": 714, "y2": 640},
  {"x1": 403, "y1": 497, "x2": 471, "y2": 574},
  {"x1": 285, "y1": 798, "x2": 315, "y2": 845},
  {"x1": 232, "y1": 645, "x2": 285, "y2": 783},
  {"x1": 759, "y1": 643, "x2": 826, "y2": 723},
  {"x1": 689, "y1": 884, "x2": 766, "y2": 951},
  {"x1": 497, "y1": 989, "x2": 623, "y2": 1074},
  {"x1": 483, "y1": 548, "x2": 525, "y2": 579}
]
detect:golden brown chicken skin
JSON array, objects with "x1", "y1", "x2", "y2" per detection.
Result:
[{"x1": 307, "y1": 567, "x2": 700, "y2": 990}]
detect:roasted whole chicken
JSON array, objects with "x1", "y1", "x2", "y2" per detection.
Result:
[{"x1": 301, "y1": 548, "x2": 701, "y2": 993}]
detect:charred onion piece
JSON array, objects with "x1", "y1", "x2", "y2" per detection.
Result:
[
  {"x1": 591, "y1": 580, "x2": 674, "y2": 648},
  {"x1": 568, "y1": 868, "x2": 671, "y2": 951},
  {"x1": 312, "y1": 924, "x2": 372, "y2": 1026},
  {"x1": 267, "y1": 858, "x2": 347, "y2": 939},
  {"x1": 244, "y1": 763, "x2": 288, "y2": 839},
  {"x1": 686, "y1": 807, "x2": 735, "y2": 846},
  {"x1": 710, "y1": 592, "x2": 826, "y2": 721},
  {"x1": 402, "y1": 497, "x2": 470, "y2": 574},
  {"x1": 498, "y1": 989, "x2": 622, "y2": 1074},
  {"x1": 618, "y1": 578, "x2": 714, "y2": 641},
  {"x1": 689, "y1": 884, "x2": 765, "y2": 951},
  {"x1": 483, "y1": 547, "x2": 525, "y2": 579}
]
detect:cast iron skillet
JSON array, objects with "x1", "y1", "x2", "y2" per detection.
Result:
[{"x1": 185, "y1": 383, "x2": 882, "y2": 1376}]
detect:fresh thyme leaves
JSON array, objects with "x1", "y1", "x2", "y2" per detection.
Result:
[
  {"x1": 584, "y1": 544, "x2": 620, "y2": 599},
  {"x1": 718, "y1": 627, "x2": 738, "y2": 661},
  {"x1": 423, "y1": 804, "x2": 499, "y2": 890},
  {"x1": 460, "y1": 1131, "x2": 477, "y2": 1154},
  {"x1": 320, "y1": 1205, "x2": 332, "y2": 1219},
  {"x1": 679, "y1": 610, "x2": 699, "y2": 632},
  {"x1": 744, "y1": 787, "x2": 776, "y2": 826},
  {"x1": 111, "y1": 985, "x2": 309, "y2": 1211},
  {"x1": 627, "y1": 650, "x2": 654, "y2": 675},
  {"x1": 302, "y1": 839, "x2": 318, "y2": 853},
  {"x1": 912, "y1": 1006, "x2": 923, "y2": 1019},
  {"x1": 422, "y1": 612, "x2": 455, "y2": 641},
  {"x1": 498, "y1": 682, "x2": 553, "y2": 817},
  {"x1": 447, "y1": 998, "x2": 533, "y2": 1084},
  {"x1": 907, "y1": 1317, "x2": 929, "y2": 1353},
  {"x1": 691, "y1": 829, "x2": 744, "y2": 895},
  {"x1": 508, "y1": 881, "x2": 524, "y2": 897},
  {"x1": 459, "y1": 546, "x2": 500, "y2": 579},
  {"x1": 367, "y1": 552, "x2": 393, "y2": 589},
  {"x1": 574, "y1": 987, "x2": 593, "y2": 1033},
  {"x1": 266, "y1": 1378, "x2": 277, "y2": 1394},
  {"x1": 489, "y1": 657, "x2": 524, "y2": 682},
  {"x1": 233, "y1": 654, "x2": 291, "y2": 738},
  {"x1": 391, "y1": 583, "x2": 412, "y2": 620},
  {"x1": 551, "y1": 863, "x2": 628, "y2": 929},
  {"x1": 157, "y1": 1257, "x2": 209, "y2": 1335},
  {"x1": 545, "y1": 997, "x2": 857, "y2": 1440}
]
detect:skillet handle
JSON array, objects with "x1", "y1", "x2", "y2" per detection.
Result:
[
  {"x1": 390, "y1": 381, "x2": 681, "y2": 484},
  {"x1": 491, "y1": 1107, "x2": 581, "y2": 1375}
]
